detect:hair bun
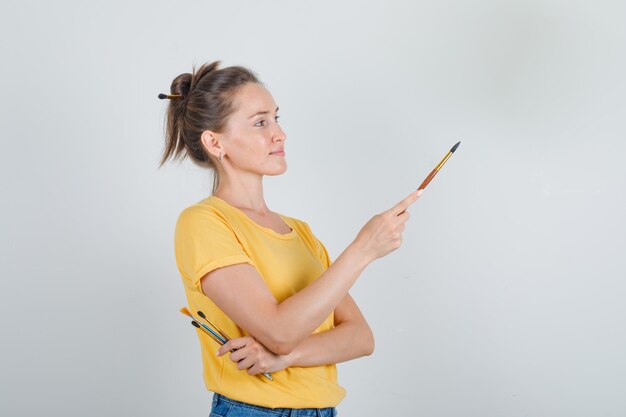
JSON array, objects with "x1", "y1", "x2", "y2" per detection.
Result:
[{"x1": 170, "y1": 72, "x2": 193, "y2": 99}]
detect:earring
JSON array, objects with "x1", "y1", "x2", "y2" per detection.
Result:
[{"x1": 218, "y1": 152, "x2": 223, "y2": 161}]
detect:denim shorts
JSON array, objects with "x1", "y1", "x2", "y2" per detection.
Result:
[{"x1": 210, "y1": 392, "x2": 338, "y2": 417}]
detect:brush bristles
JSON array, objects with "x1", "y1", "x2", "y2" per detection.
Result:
[
  {"x1": 198, "y1": 310, "x2": 231, "y2": 341},
  {"x1": 191, "y1": 321, "x2": 224, "y2": 345}
]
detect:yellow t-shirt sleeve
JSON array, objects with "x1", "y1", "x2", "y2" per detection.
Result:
[
  {"x1": 315, "y1": 238, "x2": 332, "y2": 269},
  {"x1": 304, "y1": 222, "x2": 332, "y2": 270},
  {"x1": 175, "y1": 206, "x2": 255, "y2": 293}
]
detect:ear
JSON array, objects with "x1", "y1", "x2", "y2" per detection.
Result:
[{"x1": 200, "y1": 130, "x2": 223, "y2": 159}]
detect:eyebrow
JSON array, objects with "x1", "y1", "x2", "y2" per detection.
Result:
[{"x1": 248, "y1": 106, "x2": 279, "y2": 119}]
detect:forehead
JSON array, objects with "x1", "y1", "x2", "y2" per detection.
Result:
[{"x1": 232, "y1": 82, "x2": 276, "y2": 113}]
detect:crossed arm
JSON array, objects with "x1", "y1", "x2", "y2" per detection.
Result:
[
  {"x1": 204, "y1": 258, "x2": 375, "y2": 374},
  {"x1": 215, "y1": 291, "x2": 374, "y2": 374},
  {"x1": 283, "y1": 292, "x2": 374, "y2": 367}
]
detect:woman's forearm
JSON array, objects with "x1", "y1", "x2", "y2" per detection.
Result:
[
  {"x1": 273, "y1": 244, "x2": 371, "y2": 353},
  {"x1": 283, "y1": 320, "x2": 375, "y2": 367}
]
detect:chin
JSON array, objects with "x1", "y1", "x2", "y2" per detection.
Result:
[{"x1": 266, "y1": 164, "x2": 288, "y2": 176}]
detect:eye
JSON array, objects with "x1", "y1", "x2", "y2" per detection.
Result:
[{"x1": 254, "y1": 116, "x2": 280, "y2": 127}]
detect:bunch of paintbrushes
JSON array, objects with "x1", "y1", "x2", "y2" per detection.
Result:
[{"x1": 179, "y1": 307, "x2": 273, "y2": 381}]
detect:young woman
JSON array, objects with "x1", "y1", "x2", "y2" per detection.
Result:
[{"x1": 160, "y1": 61, "x2": 422, "y2": 417}]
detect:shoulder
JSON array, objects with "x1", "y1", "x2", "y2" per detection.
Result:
[{"x1": 175, "y1": 197, "x2": 231, "y2": 230}]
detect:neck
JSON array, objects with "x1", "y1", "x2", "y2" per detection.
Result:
[{"x1": 213, "y1": 175, "x2": 269, "y2": 215}]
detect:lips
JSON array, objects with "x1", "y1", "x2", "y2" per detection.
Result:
[{"x1": 270, "y1": 149, "x2": 285, "y2": 154}]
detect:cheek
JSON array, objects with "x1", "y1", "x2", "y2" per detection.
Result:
[
  {"x1": 230, "y1": 133, "x2": 270, "y2": 161},
  {"x1": 242, "y1": 140, "x2": 269, "y2": 159}
]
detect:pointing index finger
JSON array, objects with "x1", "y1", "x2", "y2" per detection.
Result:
[{"x1": 392, "y1": 189, "x2": 423, "y2": 216}]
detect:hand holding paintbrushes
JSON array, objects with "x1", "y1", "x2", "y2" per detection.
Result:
[{"x1": 180, "y1": 307, "x2": 273, "y2": 381}]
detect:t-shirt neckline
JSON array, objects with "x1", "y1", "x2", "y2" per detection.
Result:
[{"x1": 208, "y1": 195, "x2": 297, "y2": 240}]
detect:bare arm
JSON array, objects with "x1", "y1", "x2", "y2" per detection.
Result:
[
  {"x1": 201, "y1": 243, "x2": 369, "y2": 355},
  {"x1": 284, "y1": 293, "x2": 375, "y2": 366},
  {"x1": 215, "y1": 292, "x2": 374, "y2": 374},
  {"x1": 201, "y1": 190, "x2": 420, "y2": 355}
]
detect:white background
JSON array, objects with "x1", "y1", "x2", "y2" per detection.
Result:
[{"x1": 1, "y1": 0, "x2": 625, "y2": 416}]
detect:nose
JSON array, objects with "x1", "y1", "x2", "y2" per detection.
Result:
[{"x1": 273, "y1": 123, "x2": 286, "y2": 143}]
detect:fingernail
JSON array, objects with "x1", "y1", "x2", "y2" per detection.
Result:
[{"x1": 216, "y1": 350, "x2": 220, "y2": 356}]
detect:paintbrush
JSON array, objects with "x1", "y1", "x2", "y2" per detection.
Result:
[
  {"x1": 197, "y1": 310, "x2": 231, "y2": 341},
  {"x1": 399, "y1": 141, "x2": 460, "y2": 215},
  {"x1": 180, "y1": 307, "x2": 227, "y2": 344},
  {"x1": 191, "y1": 321, "x2": 226, "y2": 345},
  {"x1": 180, "y1": 307, "x2": 273, "y2": 381},
  {"x1": 417, "y1": 141, "x2": 460, "y2": 191}
]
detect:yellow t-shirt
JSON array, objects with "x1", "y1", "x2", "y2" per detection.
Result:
[{"x1": 174, "y1": 195, "x2": 347, "y2": 408}]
